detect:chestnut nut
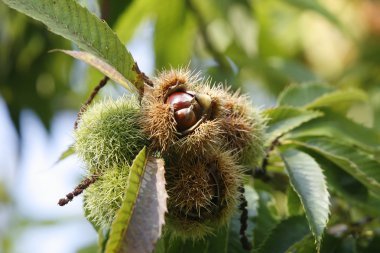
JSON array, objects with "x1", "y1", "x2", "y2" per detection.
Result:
[{"x1": 166, "y1": 91, "x2": 211, "y2": 133}]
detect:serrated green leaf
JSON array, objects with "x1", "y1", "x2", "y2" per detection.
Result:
[
  {"x1": 54, "y1": 50, "x2": 130, "y2": 89},
  {"x1": 306, "y1": 89, "x2": 367, "y2": 110},
  {"x1": 105, "y1": 147, "x2": 168, "y2": 253},
  {"x1": 278, "y1": 83, "x2": 366, "y2": 110},
  {"x1": 264, "y1": 106, "x2": 323, "y2": 143},
  {"x1": 289, "y1": 109, "x2": 380, "y2": 152},
  {"x1": 281, "y1": 149, "x2": 330, "y2": 245},
  {"x1": 2, "y1": 0, "x2": 142, "y2": 92},
  {"x1": 257, "y1": 216, "x2": 310, "y2": 253},
  {"x1": 305, "y1": 151, "x2": 380, "y2": 216},
  {"x1": 278, "y1": 83, "x2": 334, "y2": 107},
  {"x1": 290, "y1": 138, "x2": 380, "y2": 196}
]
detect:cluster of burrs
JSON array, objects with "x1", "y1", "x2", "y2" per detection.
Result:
[{"x1": 60, "y1": 69, "x2": 265, "y2": 248}]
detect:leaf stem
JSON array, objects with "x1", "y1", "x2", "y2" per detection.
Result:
[{"x1": 74, "y1": 76, "x2": 109, "y2": 129}]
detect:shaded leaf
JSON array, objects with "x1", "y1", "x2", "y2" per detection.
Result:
[
  {"x1": 285, "y1": 233, "x2": 341, "y2": 253},
  {"x1": 290, "y1": 109, "x2": 380, "y2": 152},
  {"x1": 54, "y1": 50, "x2": 131, "y2": 89},
  {"x1": 2, "y1": 0, "x2": 141, "y2": 92},
  {"x1": 281, "y1": 149, "x2": 330, "y2": 245},
  {"x1": 363, "y1": 235, "x2": 380, "y2": 253},
  {"x1": 285, "y1": 235, "x2": 316, "y2": 253},
  {"x1": 105, "y1": 147, "x2": 168, "y2": 253},
  {"x1": 291, "y1": 138, "x2": 380, "y2": 196},
  {"x1": 307, "y1": 151, "x2": 380, "y2": 216},
  {"x1": 253, "y1": 191, "x2": 279, "y2": 250},
  {"x1": 264, "y1": 106, "x2": 323, "y2": 143},
  {"x1": 257, "y1": 216, "x2": 310, "y2": 253},
  {"x1": 287, "y1": 185, "x2": 303, "y2": 216}
]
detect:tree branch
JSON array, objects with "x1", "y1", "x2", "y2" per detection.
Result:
[
  {"x1": 186, "y1": 0, "x2": 233, "y2": 73},
  {"x1": 74, "y1": 76, "x2": 109, "y2": 129}
]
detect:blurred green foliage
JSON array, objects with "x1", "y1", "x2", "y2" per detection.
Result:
[
  {"x1": 2, "y1": 0, "x2": 380, "y2": 131},
  {"x1": 2, "y1": 0, "x2": 380, "y2": 253}
]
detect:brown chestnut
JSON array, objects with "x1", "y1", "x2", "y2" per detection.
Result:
[
  {"x1": 166, "y1": 90, "x2": 212, "y2": 134},
  {"x1": 166, "y1": 92, "x2": 194, "y2": 111},
  {"x1": 174, "y1": 107, "x2": 197, "y2": 132}
]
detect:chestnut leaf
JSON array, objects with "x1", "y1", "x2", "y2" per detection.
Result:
[
  {"x1": 263, "y1": 107, "x2": 323, "y2": 144},
  {"x1": 2, "y1": 0, "x2": 143, "y2": 93},
  {"x1": 257, "y1": 216, "x2": 310, "y2": 253},
  {"x1": 288, "y1": 109, "x2": 380, "y2": 153},
  {"x1": 291, "y1": 138, "x2": 380, "y2": 196},
  {"x1": 53, "y1": 50, "x2": 133, "y2": 92},
  {"x1": 281, "y1": 149, "x2": 330, "y2": 248},
  {"x1": 278, "y1": 83, "x2": 366, "y2": 110},
  {"x1": 105, "y1": 147, "x2": 168, "y2": 253}
]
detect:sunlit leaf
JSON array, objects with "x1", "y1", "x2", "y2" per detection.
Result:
[
  {"x1": 306, "y1": 89, "x2": 367, "y2": 110},
  {"x1": 281, "y1": 149, "x2": 330, "y2": 245},
  {"x1": 54, "y1": 50, "x2": 131, "y2": 89},
  {"x1": 278, "y1": 83, "x2": 333, "y2": 107},
  {"x1": 2, "y1": 0, "x2": 142, "y2": 92},
  {"x1": 264, "y1": 106, "x2": 323, "y2": 143},
  {"x1": 105, "y1": 147, "x2": 168, "y2": 253},
  {"x1": 279, "y1": 83, "x2": 366, "y2": 111},
  {"x1": 55, "y1": 145, "x2": 75, "y2": 164}
]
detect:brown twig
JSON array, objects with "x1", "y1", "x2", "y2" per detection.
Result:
[
  {"x1": 252, "y1": 137, "x2": 282, "y2": 181},
  {"x1": 74, "y1": 76, "x2": 109, "y2": 129},
  {"x1": 238, "y1": 186, "x2": 252, "y2": 251},
  {"x1": 186, "y1": 0, "x2": 233, "y2": 73},
  {"x1": 58, "y1": 174, "x2": 100, "y2": 206},
  {"x1": 100, "y1": 0, "x2": 110, "y2": 21},
  {"x1": 132, "y1": 62, "x2": 154, "y2": 87}
]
